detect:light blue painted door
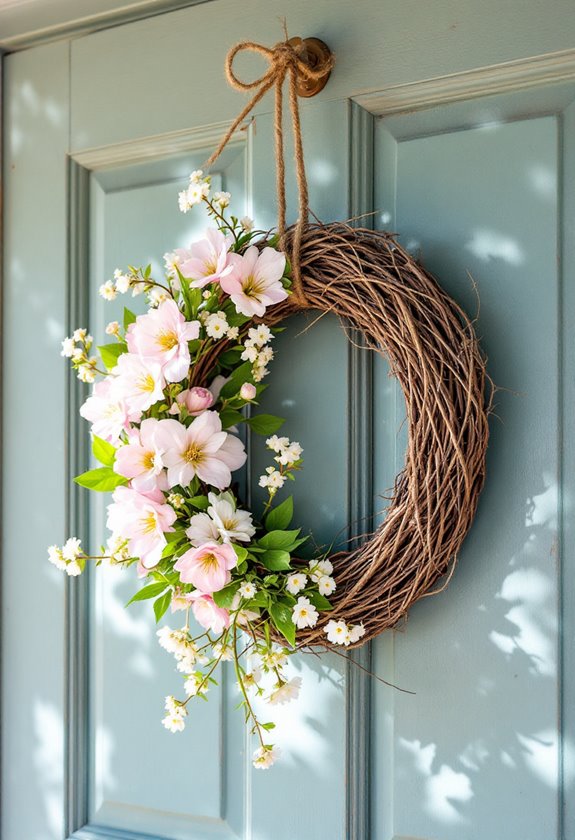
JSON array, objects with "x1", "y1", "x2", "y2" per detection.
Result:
[{"x1": 2, "y1": 4, "x2": 575, "y2": 840}]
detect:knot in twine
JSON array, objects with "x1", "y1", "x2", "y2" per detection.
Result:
[{"x1": 206, "y1": 38, "x2": 334, "y2": 306}]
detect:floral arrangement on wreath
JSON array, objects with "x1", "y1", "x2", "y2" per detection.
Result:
[{"x1": 48, "y1": 170, "x2": 365, "y2": 770}]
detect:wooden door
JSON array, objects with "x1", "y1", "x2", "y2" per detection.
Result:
[{"x1": 2, "y1": 3, "x2": 575, "y2": 839}]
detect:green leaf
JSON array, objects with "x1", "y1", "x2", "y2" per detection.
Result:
[
  {"x1": 232, "y1": 544, "x2": 248, "y2": 563},
  {"x1": 261, "y1": 721, "x2": 276, "y2": 731},
  {"x1": 246, "y1": 414, "x2": 285, "y2": 436},
  {"x1": 212, "y1": 581, "x2": 241, "y2": 609},
  {"x1": 260, "y1": 549, "x2": 292, "y2": 571},
  {"x1": 269, "y1": 602, "x2": 296, "y2": 647},
  {"x1": 126, "y1": 582, "x2": 168, "y2": 607},
  {"x1": 92, "y1": 435, "x2": 116, "y2": 467},
  {"x1": 218, "y1": 348, "x2": 243, "y2": 367},
  {"x1": 258, "y1": 529, "x2": 301, "y2": 551},
  {"x1": 98, "y1": 342, "x2": 126, "y2": 370},
  {"x1": 307, "y1": 591, "x2": 334, "y2": 611},
  {"x1": 123, "y1": 307, "x2": 137, "y2": 330},
  {"x1": 265, "y1": 496, "x2": 294, "y2": 532},
  {"x1": 219, "y1": 408, "x2": 244, "y2": 429},
  {"x1": 219, "y1": 362, "x2": 253, "y2": 399},
  {"x1": 189, "y1": 495, "x2": 209, "y2": 510},
  {"x1": 153, "y1": 590, "x2": 172, "y2": 623},
  {"x1": 245, "y1": 591, "x2": 269, "y2": 609},
  {"x1": 74, "y1": 466, "x2": 127, "y2": 492}
]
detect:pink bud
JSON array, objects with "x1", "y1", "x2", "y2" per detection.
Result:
[
  {"x1": 177, "y1": 386, "x2": 214, "y2": 415},
  {"x1": 240, "y1": 382, "x2": 257, "y2": 401}
]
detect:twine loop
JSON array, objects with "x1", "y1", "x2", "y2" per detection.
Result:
[{"x1": 207, "y1": 38, "x2": 334, "y2": 306}]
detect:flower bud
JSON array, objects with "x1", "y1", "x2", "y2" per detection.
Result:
[
  {"x1": 177, "y1": 386, "x2": 214, "y2": 415},
  {"x1": 240, "y1": 383, "x2": 257, "y2": 401}
]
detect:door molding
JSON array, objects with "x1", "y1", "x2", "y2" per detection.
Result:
[{"x1": 355, "y1": 47, "x2": 575, "y2": 116}]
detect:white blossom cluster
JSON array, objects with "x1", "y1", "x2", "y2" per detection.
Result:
[
  {"x1": 198, "y1": 309, "x2": 239, "y2": 341},
  {"x1": 60, "y1": 328, "x2": 97, "y2": 383},
  {"x1": 178, "y1": 170, "x2": 211, "y2": 213},
  {"x1": 47, "y1": 537, "x2": 84, "y2": 576},
  {"x1": 241, "y1": 324, "x2": 274, "y2": 382},
  {"x1": 324, "y1": 620, "x2": 366, "y2": 646},
  {"x1": 258, "y1": 435, "x2": 303, "y2": 495}
]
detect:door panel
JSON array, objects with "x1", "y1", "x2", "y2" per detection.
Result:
[{"x1": 371, "y1": 114, "x2": 563, "y2": 840}]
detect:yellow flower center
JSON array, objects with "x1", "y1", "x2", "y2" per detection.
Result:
[
  {"x1": 140, "y1": 511, "x2": 157, "y2": 534},
  {"x1": 200, "y1": 553, "x2": 219, "y2": 573},
  {"x1": 242, "y1": 275, "x2": 266, "y2": 299},
  {"x1": 137, "y1": 373, "x2": 156, "y2": 394},
  {"x1": 156, "y1": 329, "x2": 179, "y2": 351},
  {"x1": 183, "y1": 443, "x2": 203, "y2": 465},
  {"x1": 141, "y1": 450, "x2": 155, "y2": 470},
  {"x1": 204, "y1": 259, "x2": 217, "y2": 275}
]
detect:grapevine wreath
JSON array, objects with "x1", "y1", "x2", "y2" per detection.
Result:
[{"x1": 49, "y1": 37, "x2": 491, "y2": 769}]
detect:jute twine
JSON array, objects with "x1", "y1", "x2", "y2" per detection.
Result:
[{"x1": 204, "y1": 39, "x2": 492, "y2": 648}]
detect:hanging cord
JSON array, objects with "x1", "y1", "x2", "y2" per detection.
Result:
[{"x1": 205, "y1": 39, "x2": 334, "y2": 305}]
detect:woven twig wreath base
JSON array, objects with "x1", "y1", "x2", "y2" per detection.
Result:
[{"x1": 202, "y1": 221, "x2": 491, "y2": 649}]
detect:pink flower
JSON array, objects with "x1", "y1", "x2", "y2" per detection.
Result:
[
  {"x1": 79, "y1": 378, "x2": 140, "y2": 443},
  {"x1": 126, "y1": 299, "x2": 200, "y2": 382},
  {"x1": 176, "y1": 229, "x2": 234, "y2": 288},
  {"x1": 113, "y1": 418, "x2": 168, "y2": 492},
  {"x1": 174, "y1": 540, "x2": 237, "y2": 592},
  {"x1": 154, "y1": 413, "x2": 246, "y2": 489},
  {"x1": 190, "y1": 592, "x2": 230, "y2": 634},
  {"x1": 106, "y1": 486, "x2": 176, "y2": 569},
  {"x1": 176, "y1": 386, "x2": 214, "y2": 415},
  {"x1": 111, "y1": 353, "x2": 166, "y2": 414},
  {"x1": 221, "y1": 246, "x2": 287, "y2": 317}
]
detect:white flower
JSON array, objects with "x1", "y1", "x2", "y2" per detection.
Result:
[
  {"x1": 286, "y1": 573, "x2": 307, "y2": 595},
  {"x1": 230, "y1": 593, "x2": 260, "y2": 627},
  {"x1": 258, "y1": 467, "x2": 286, "y2": 490},
  {"x1": 266, "y1": 435, "x2": 290, "y2": 453},
  {"x1": 47, "y1": 545, "x2": 66, "y2": 571},
  {"x1": 163, "y1": 251, "x2": 181, "y2": 278},
  {"x1": 62, "y1": 537, "x2": 82, "y2": 561},
  {"x1": 309, "y1": 558, "x2": 333, "y2": 582},
  {"x1": 238, "y1": 581, "x2": 257, "y2": 599},
  {"x1": 71, "y1": 347, "x2": 85, "y2": 361},
  {"x1": 113, "y1": 269, "x2": 131, "y2": 293},
  {"x1": 162, "y1": 711, "x2": 187, "y2": 733},
  {"x1": 205, "y1": 312, "x2": 228, "y2": 339},
  {"x1": 242, "y1": 657, "x2": 263, "y2": 689},
  {"x1": 212, "y1": 642, "x2": 234, "y2": 661},
  {"x1": 241, "y1": 345, "x2": 259, "y2": 363},
  {"x1": 292, "y1": 596, "x2": 318, "y2": 629},
  {"x1": 252, "y1": 745, "x2": 279, "y2": 769},
  {"x1": 105, "y1": 321, "x2": 120, "y2": 336},
  {"x1": 186, "y1": 512, "x2": 220, "y2": 546},
  {"x1": 227, "y1": 326, "x2": 239, "y2": 340},
  {"x1": 148, "y1": 287, "x2": 169, "y2": 307},
  {"x1": 247, "y1": 325, "x2": 273, "y2": 346},
  {"x1": 73, "y1": 328, "x2": 87, "y2": 342},
  {"x1": 257, "y1": 346, "x2": 274, "y2": 365},
  {"x1": 202, "y1": 289, "x2": 212, "y2": 300},
  {"x1": 261, "y1": 649, "x2": 288, "y2": 670},
  {"x1": 131, "y1": 281, "x2": 146, "y2": 296},
  {"x1": 252, "y1": 365, "x2": 269, "y2": 383},
  {"x1": 268, "y1": 676, "x2": 302, "y2": 706},
  {"x1": 213, "y1": 190, "x2": 231, "y2": 208},
  {"x1": 189, "y1": 169, "x2": 205, "y2": 184},
  {"x1": 157, "y1": 627, "x2": 198, "y2": 664},
  {"x1": 349, "y1": 623, "x2": 366, "y2": 643},
  {"x1": 324, "y1": 619, "x2": 348, "y2": 644},
  {"x1": 60, "y1": 337, "x2": 75, "y2": 357},
  {"x1": 275, "y1": 442, "x2": 303, "y2": 466},
  {"x1": 184, "y1": 672, "x2": 209, "y2": 697},
  {"x1": 318, "y1": 575, "x2": 336, "y2": 596},
  {"x1": 240, "y1": 216, "x2": 254, "y2": 232},
  {"x1": 99, "y1": 280, "x2": 117, "y2": 300}
]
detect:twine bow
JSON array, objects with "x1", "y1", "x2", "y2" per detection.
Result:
[{"x1": 206, "y1": 38, "x2": 334, "y2": 305}]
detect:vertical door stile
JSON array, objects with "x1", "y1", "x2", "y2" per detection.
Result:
[
  {"x1": 65, "y1": 160, "x2": 92, "y2": 837},
  {"x1": 345, "y1": 100, "x2": 376, "y2": 840}
]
